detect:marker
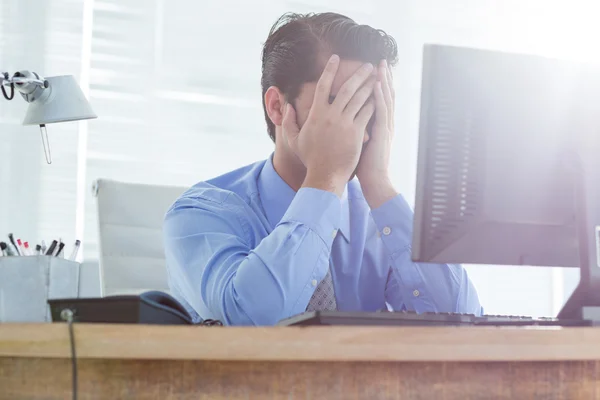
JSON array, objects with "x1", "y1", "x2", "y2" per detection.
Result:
[
  {"x1": 45, "y1": 240, "x2": 58, "y2": 256},
  {"x1": 23, "y1": 242, "x2": 31, "y2": 256},
  {"x1": 55, "y1": 242, "x2": 65, "y2": 258},
  {"x1": 0, "y1": 242, "x2": 6, "y2": 256},
  {"x1": 69, "y1": 240, "x2": 81, "y2": 261},
  {"x1": 8, "y1": 233, "x2": 20, "y2": 256},
  {"x1": 41, "y1": 240, "x2": 47, "y2": 254},
  {"x1": 17, "y1": 239, "x2": 25, "y2": 256},
  {"x1": 35, "y1": 244, "x2": 42, "y2": 255}
]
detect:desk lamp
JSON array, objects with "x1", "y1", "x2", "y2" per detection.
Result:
[{"x1": 1, "y1": 70, "x2": 97, "y2": 164}]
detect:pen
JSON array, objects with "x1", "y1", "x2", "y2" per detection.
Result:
[
  {"x1": 45, "y1": 240, "x2": 58, "y2": 256},
  {"x1": 0, "y1": 242, "x2": 6, "y2": 256},
  {"x1": 55, "y1": 242, "x2": 65, "y2": 258},
  {"x1": 35, "y1": 244, "x2": 42, "y2": 255},
  {"x1": 41, "y1": 240, "x2": 47, "y2": 254},
  {"x1": 8, "y1": 233, "x2": 20, "y2": 256},
  {"x1": 69, "y1": 240, "x2": 81, "y2": 261},
  {"x1": 16, "y1": 239, "x2": 25, "y2": 256}
]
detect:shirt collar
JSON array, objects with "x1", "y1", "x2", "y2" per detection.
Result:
[{"x1": 257, "y1": 155, "x2": 351, "y2": 242}]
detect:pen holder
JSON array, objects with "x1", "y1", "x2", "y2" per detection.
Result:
[{"x1": 0, "y1": 256, "x2": 80, "y2": 322}]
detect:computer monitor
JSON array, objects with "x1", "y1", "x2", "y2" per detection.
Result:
[{"x1": 412, "y1": 44, "x2": 600, "y2": 320}]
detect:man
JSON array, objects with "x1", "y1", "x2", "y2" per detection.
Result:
[{"x1": 163, "y1": 12, "x2": 482, "y2": 325}]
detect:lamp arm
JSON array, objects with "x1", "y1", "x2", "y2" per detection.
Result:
[
  {"x1": 1, "y1": 70, "x2": 47, "y2": 86},
  {"x1": 1, "y1": 71, "x2": 49, "y2": 102},
  {"x1": 1, "y1": 71, "x2": 15, "y2": 100}
]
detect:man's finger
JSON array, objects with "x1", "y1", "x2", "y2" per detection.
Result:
[
  {"x1": 332, "y1": 63, "x2": 374, "y2": 112},
  {"x1": 282, "y1": 103, "x2": 300, "y2": 144},
  {"x1": 355, "y1": 99, "x2": 376, "y2": 129},
  {"x1": 386, "y1": 64, "x2": 395, "y2": 102},
  {"x1": 344, "y1": 76, "x2": 376, "y2": 118},
  {"x1": 373, "y1": 80, "x2": 388, "y2": 126},
  {"x1": 379, "y1": 60, "x2": 393, "y2": 110},
  {"x1": 385, "y1": 65, "x2": 395, "y2": 129},
  {"x1": 314, "y1": 54, "x2": 340, "y2": 105}
]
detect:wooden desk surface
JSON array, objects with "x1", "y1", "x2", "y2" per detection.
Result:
[
  {"x1": 2, "y1": 323, "x2": 600, "y2": 361},
  {"x1": 2, "y1": 324, "x2": 600, "y2": 399}
]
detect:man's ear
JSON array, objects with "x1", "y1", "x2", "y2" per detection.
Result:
[{"x1": 264, "y1": 86, "x2": 286, "y2": 127}]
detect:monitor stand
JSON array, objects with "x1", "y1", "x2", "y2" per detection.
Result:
[
  {"x1": 557, "y1": 155, "x2": 600, "y2": 322},
  {"x1": 557, "y1": 282, "x2": 600, "y2": 321},
  {"x1": 556, "y1": 222, "x2": 600, "y2": 321}
]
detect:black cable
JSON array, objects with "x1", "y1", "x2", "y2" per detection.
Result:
[
  {"x1": 1, "y1": 82, "x2": 14, "y2": 100},
  {"x1": 68, "y1": 319, "x2": 78, "y2": 400},
  {"x1": 62, "y1": 310, "x2": 78, "y2": 400}
]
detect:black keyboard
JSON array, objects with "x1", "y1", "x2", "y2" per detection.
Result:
[{"x1": 278, "y1": 310, "x2": 592, "y2": 327}]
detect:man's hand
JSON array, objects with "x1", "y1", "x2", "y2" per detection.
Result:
[
  {"x1": 356, "y1": 60, "x2": 399, "y2": 209},
  {"x1": 282, "y1": 55, "x2": 376, "y2": 197}
]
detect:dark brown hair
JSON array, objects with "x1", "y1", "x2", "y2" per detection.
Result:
[{"x1": 261, "y1": 12, "x2": 398, "y2": 142}]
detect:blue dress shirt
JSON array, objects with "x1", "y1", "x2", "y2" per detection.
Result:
[{"x1": 164, "y1": 156, "x2": 483, "y2": 325}]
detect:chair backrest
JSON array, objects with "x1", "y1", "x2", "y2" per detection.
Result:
[{"x1": 93, "y1": 179, "x2": 186, "y2": 296}]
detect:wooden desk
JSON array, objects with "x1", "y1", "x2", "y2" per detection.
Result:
[{"x1": 1, "y1": 324, "x2": 600, "y2": 399}]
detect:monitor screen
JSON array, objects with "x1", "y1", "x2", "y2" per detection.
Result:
[{"x1": 412, "y1": 45, "x2": 600, "y2": 268}]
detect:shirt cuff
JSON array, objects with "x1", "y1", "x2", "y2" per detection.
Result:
[
  {"x1": 370, "y1": 194, "x2": 414, "y2": 260},
  {"x1": 280, "y1": 187, "x2": 342, "y2": 247}
]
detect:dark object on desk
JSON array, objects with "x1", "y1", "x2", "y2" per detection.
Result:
[
  {"x1": 278, "y1": 310, "x2": 593, "y2": 327},
  {"x1": 49, "y1": 291, "x2": 197, "y2": 325}
]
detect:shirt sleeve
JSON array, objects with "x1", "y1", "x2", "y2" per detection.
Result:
[
  {"x1": 163, "y1": 187, "x2": 341, "y2": 326},
  {"x1": 371, "y1": 194, "x2": 483, "y2": 315}
]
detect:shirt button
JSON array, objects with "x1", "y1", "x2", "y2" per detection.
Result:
[
  {"x1": 413, "y1": 289, "x2": 420, "y2": 297},
  {"x1": 382, "y1": 226, "x2": 392, "y2": 236},
  {"x1": 332, "y1": 229, "x2": 338, "y2": 239},
  {"x1": 311, "y1": 279, "x2": 318, "y2": 287}
]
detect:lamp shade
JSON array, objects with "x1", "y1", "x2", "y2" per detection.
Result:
[{"x1": 22, "y1": 75, "x2": 97, "y2": 125}]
